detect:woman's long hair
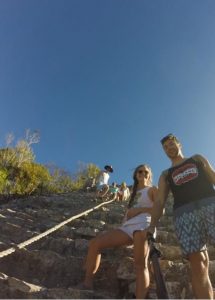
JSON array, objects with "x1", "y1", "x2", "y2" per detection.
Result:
[{"x1": 128, "y1": 164, "x2": 152, "y2": 208}]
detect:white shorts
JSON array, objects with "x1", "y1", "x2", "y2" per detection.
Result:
[{"x1": 119, "y1": 222, "x2": 155, "y2": 239}]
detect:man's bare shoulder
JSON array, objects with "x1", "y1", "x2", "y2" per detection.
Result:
[
  {"x1": 192, "y1": 153, "x2": 204, "y2": 161},
  {"x1": 191, "y1": 154, "x2": 207, "y2": 165},
  {"x1": 160, "y1": 168, "x2": 169, "y2": 179}
]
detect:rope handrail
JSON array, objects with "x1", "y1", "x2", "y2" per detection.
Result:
[{"x1": 0, "y1": 198, "x2": 116, "y2": 259}]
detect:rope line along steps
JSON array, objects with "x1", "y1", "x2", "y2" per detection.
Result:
[
  {"x1": 0, "y1": 198, "x2": 116, "y2": 259},
  {"x1": 0, "y1": 193, "x2": 214, "y2": 299}
]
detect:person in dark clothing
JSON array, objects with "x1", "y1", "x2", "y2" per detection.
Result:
[{"x1": 147, "y1": 134, "x2": 215, "y2": 299}]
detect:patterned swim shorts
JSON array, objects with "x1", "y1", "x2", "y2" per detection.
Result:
[{"x1": 173, "y1": 197, "x2": 215, "y2": 256}]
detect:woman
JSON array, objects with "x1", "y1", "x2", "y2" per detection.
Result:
[
  {"x1": 80, "y1": 164, "x2": 158, "y2": 299},
  {"x1": 108, "y1": 182, "x2": 119, "y2": 200},
  {"x1": 118, "y1": 181, "x2": 130, "y2": 201}
]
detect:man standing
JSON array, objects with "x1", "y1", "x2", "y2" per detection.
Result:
[
  {"x1": 148, "y1": 134, "x2": 215, "y2": 299},
  {"x1": 96, "y1": 165, "x2": 113, "y2": 199}
]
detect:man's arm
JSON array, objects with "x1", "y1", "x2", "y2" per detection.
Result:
[
  {"x1": 194, "y1": 154, "x2": 215, "y2": 184},
  {"x1": 147, "y1": 173, "x2": 170, "y2": 234}
]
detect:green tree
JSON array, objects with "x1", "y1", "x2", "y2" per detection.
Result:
[
  {"x1": 0, "y1": 169, "x2": 9, "y2": 194},
  {"x1": 0, "y1": 130, "x2": 100, "y2": 196},
  {"x1": 10, "y1": 162, "x2": 51, "y2": 195},
  {"x1": 74, "y1": 162, "x2": 100, "y2": 189}
]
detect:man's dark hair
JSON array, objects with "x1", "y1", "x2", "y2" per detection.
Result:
[{"x1": 160, "y1": 133, "x2": 180, "y2": 145}]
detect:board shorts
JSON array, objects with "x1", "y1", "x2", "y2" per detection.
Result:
[
  {"x1": 96, "y1": 183, "x2": 107, "y2": 191},
  {"x1": 173, "y1": 196, "x2": 215, "y2": 256}
]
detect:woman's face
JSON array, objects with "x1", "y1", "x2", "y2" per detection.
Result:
[{"x1": 135, "y1": 166, "x2": 151, "y2": 185}]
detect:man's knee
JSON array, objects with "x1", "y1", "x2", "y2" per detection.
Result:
[
  {"x1": 103, "y1": 185, "x2": 109, "y2": 192},
  {"x1": 189, "y1": 251, "x2": 209, "y2": 274}
]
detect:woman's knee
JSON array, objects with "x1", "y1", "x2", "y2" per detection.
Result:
[
  {"x1": 88, "y1": 237, "x2": 100, "y2": 251},
  {"x1": 133, "y1": 231, "x2": 149, "y2": 271},
  {"x1": 134, "y1": 257, "x2": 148, "y2": 273}
]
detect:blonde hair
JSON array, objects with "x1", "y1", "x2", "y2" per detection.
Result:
[{"x1": 121, "y1": 182, "x2": 127, "y2": 188}]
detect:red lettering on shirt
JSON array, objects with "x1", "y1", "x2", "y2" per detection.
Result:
[{"x1": 172, "y1": 163, "x2": 198, "y2": 185}]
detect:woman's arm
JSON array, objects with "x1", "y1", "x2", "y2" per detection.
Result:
[{"x1": 147, "y1": 174, "x2": 169, "y2": 235}]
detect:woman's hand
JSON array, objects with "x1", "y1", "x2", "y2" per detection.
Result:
[{"x1": 126, "y1": 208, "x2": 138, "y2": 220}]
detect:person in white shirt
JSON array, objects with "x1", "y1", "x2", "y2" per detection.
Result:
[
  {"x1": 96, "y1": 165, "x2": 113, "y2": 198},
  {"x1": 79, "y1": 164, "x2": 158, "y2": 299}
]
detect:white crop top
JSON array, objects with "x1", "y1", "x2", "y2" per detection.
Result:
[
  {"x1": 131, "y1": 186, "x2": 153, "y2": 208},
  {"x1": 123, "y1": 186, "x2": 153, "y2": 226}
]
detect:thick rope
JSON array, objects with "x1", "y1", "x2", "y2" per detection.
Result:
[{"x1": 0, "y1": 198, "x2": 116, "y2": 259}]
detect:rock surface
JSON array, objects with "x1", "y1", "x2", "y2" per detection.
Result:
[{"x1": 0, "y1": 191, "x2": 214, "y2": 298}]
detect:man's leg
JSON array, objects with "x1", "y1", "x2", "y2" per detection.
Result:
[
  {"x1": 99, "y1": 185, "x2": 109, "y2": 198},
  {"x1": 188, "y1": 250, "x2": 213, "y2": 299},
  {"x1": 96, "y1": 185, "x2": 107, "y2": 198},
  {"x1": 173, "y1": 202, "x2": 213, "y2": 299}
]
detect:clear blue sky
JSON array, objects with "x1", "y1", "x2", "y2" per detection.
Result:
[{"x1": 1, "y1": 0, "x2": 215, "y2": 186}]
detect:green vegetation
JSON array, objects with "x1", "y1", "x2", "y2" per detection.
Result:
[{"x1": 0, "y1": 130, "x2": 100, "y2": 197}]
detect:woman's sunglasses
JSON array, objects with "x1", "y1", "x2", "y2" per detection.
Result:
[{"x1": 137, "y1": 169, "x2": 149, "y2": 175}]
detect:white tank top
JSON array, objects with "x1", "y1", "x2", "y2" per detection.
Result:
[
  {"x1": 123, "y1": 186, "x2": 153, "y2": 226},
  {"x1": 132, "y1": 186, "x2": 153, "y2": 208},
  {"x1": 98, "y1": 171, "x2": 110, "y2": 185}
]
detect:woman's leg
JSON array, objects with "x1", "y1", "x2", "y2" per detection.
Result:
[
  {"x1": 133, "y1": 230, "x2": 150, "y2": 299},
  {"x1": 83, "y1": 229, "x2": 132, "y2": 288}
]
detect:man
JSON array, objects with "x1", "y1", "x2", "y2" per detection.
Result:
[
  {"x1": 148, "y1": 134, "x2": 215, "y2": 299},
  {"x1": 96, "y1": 165, "x2": 113, "y2": 198}
]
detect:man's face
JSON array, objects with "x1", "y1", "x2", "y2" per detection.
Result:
[{"x1": 162, "y1": 138, "x2": 181, "y2": 159}]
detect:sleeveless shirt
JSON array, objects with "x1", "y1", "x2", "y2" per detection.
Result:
[
  {"x1": 166, "y1": 156, "x2": 215, "y2": 209},
  {"x1": 123, "y1": 186, "x2": 153, "y2": 226}
]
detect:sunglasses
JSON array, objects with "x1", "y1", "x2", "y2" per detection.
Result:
[{"x1": 137, "y1": 169, "x2": 149, "y2": 175}]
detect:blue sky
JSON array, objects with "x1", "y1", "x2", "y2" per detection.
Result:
[{"x1": 0, "y1": 0, "x2": 215, "y2": 185}]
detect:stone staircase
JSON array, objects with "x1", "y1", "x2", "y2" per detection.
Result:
[{"x1": 0, "y1": 191, "x2": 214, "y2": 298}]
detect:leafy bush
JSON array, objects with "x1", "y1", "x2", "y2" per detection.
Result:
[
  {"x1": 0, "y1": 130, "x2": 100, "y2": 196},
  {"x1": 0, "y1": 168, "x2": 9, "y2": 194},
  {"x1": 10, "y1": 163, "x2": 52, "y2": 195}
]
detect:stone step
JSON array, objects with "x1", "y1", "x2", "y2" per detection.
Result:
[
  {"x1": 0, "y1": 191, "x2": 214, "y2": 299},
  {"x1": 156, "y1": 244, "x2": 183, "y2": 261},
  {"x1": 156, "y1": 230, "x2": 179, "y2": 245},
  {"x1": 0, "y1": 249, "x2": 84, "y2": 288},
  {"x1": 36, "y1": 287, "x2": 107, "y2": 299},
  {"x1": 0, "y1": 272, "x2": 43, "y2": 299}
]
